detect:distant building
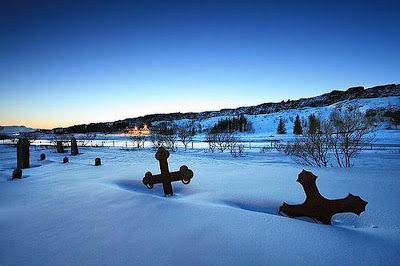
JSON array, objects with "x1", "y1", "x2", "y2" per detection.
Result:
[
  {"x1": 53, "y1": 128, "x2": 68, "y2": 134},
  {"x1": 125, "y1": 125, "x2": 151, "y2": 136}
]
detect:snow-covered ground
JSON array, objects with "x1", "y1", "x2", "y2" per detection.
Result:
[{"x1": 1, "y1": 144, "x2": 399, "y2": 265}]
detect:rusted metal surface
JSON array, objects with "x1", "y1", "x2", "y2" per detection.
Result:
[
  {"x1": 143, "y1": 147, "x2": 194, "y2": 196},
  {"x1": 279, "y1": 170, "x2": 368, "y2": 225}
]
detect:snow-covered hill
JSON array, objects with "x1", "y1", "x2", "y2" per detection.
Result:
[
  {"x1": 0, "y1": 126, "x2": 36, "y2": 135},
  {"x1": 154, "y1": 96, "x2": 400, "y2": 138},
  {"x1": 118, "y1": 84, "x2": 399, "y2": 126}
]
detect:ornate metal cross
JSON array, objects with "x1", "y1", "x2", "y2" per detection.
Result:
[
  {"x1": 279, "y1": 170, "x2": 368, "y2": 225},
  {"x1": 143, "y1": 147, "x2": 194, "y2": 196}
]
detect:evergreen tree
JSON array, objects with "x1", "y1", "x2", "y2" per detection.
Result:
[
  {"x1": 293, "y1": 115, "x2": 303, "y2": 135},
  {"x1": 308, "y1": 113, "x2": 320, "y2": 134},
  {"x1": 277, "y1": 117, "x2": 287, "y2": 134},
  {"x1": 232, "y1": 117, "x2": 237, "y2": 131},
  {"x1": 210, "y1": 115, "x2": 253, "y2": 133}
]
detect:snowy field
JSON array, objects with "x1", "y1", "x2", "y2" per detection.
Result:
[{"x1": 1, "y1": 144, "x2": 399, "y2": 265}]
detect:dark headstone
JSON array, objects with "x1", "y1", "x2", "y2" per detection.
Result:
[
  {"x1": 56, "y1": 141, "x2": 64, "y2": 153},
  {"x1": 143, "y1": 147, "x2": 194, "y2": 196},
  {"x1": 279, "y1": 170, "x2": 368, "y2": 225},
  {"x1": 63, "y1": 157, "x2": 69, "y2": 163},
  {"x1": 40, "y1": 153, "x2": 46, "y2": 161},
  {"x1": 12, "y1": 169, "x2": 22, "y2": 179},
  {"x1": 17, "y1": 138, "x2": 30, "y2": 169},
  {"x1": 71, "y1": 137, "x2": 79, "y2": 155},
  {"x1": 95, "y1": 158, "x2": 101, "y2": 166}
]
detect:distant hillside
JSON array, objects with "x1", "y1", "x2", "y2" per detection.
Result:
[
  {"x1": 0, "y1": 126, "x2": 36, "y2": 135},
  {"x1": 119, "y1": 83, "x2": 399, "y2": 124},
  {"x1": 56, "y1": 83, "x2": 399, "y2": 133}
]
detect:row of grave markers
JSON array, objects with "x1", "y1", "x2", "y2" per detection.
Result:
[
  {"x1": 12, "y1": 137, "x2": 101, "y2": 179},
  {"x1": 11, "y1": 139, "x2": 368, "y2": 225},
  {"x1": 17, "y1": 137, "x2": 80, "y2": 170}
]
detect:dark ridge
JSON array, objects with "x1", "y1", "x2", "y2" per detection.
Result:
[{"x1": 59, "y1": 83, "x2": 399, "y2": 132}]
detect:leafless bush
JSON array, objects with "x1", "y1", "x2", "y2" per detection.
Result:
[
  {"x1": 279, "y1": 106, "x2": 374, "y2": 167},
  {"x1": 81, "y1": 133, "x2": 97, "y2": 147},
  {"x1": 283, "y1": 130, "x2": 330, "y2": 167},
  {"x1": 178, "y1": 126, "x2": 194, "y2": 151},
  {"x1": 260, "y1": 146, "x2": 272, "y2": 153},
  {"x1": 231, "y1": 143, "x2": 245, "y2": 157},
  {"x1": 150, "y1": 130, "x2": 177, "y2": 151},
  {"x1": 51, "y1": 133, "x2": 71, "y2": 148},
  {"x1": 164, "y1": 127, "x2": 177, "y2": 151},
  {"x1": 92, "y1": 141, "x2": 105, "y2": 147},
  {"x1": 205, "y1": 132, "x2": 217, "y2": 153},
  {"x1": 228, "y1": 135, "x2": 241, "y2": 154},
  {"x1": 150, "y1": 133, "x2": 166, "y2": 149},
  {"x1": 328, "y1": 107, "x2": 375, "y2": 167},
  {"x1": 19, "y1": 132, "x2": 38, "y2": 144},
  {"x1": 216, "y1": 133, "x2": 239, "y2": 152},
  {"x1": 215, "y1": 133, "x2": 231, "y2": 152},
  {"x1": 130, "y1": 134, "x2": 146, "y2": 149},
  {"x1": 206, "y1": 132, "x2": 240, "y2": 153}
]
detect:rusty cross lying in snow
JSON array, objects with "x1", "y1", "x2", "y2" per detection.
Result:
[
  {"x1": 143, "y1": 147, "x2": 194, "y2": 196},
  {"x1": 279, "y1": 170, "x2": 368, "y2": 225}
]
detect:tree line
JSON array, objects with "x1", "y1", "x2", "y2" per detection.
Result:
[{"x1": 211, "y1": 115, "x2": 253, "y2": 133}]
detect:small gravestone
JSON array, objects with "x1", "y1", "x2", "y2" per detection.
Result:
[
  {"x1": 143, "y1": 147, "x2": 194, "y2": 196},
  {"x1": 17, "y1": 138, "x2": 30, "y2": 169},
  {"x1": 279, "y1": 170, "x2": 368, "y2": 225},
  {"x1": 63, "y1": 157, "x2": 69, "y2": 163},
  {"x1": 56, "y1": 141, "x2": 64, "y2": 153},
  {"x1": 40, "y1": 153, "x2": 46, "y2": 161},
  {"x1": 12, "y1": 169, "x2": 22, "y2": 179},
  {"x1": 71, "y1": 137, "x2": 79, "y2": 155},
  {"x1": 95, "y1": 158, "x2": 101, "y2": 166}
]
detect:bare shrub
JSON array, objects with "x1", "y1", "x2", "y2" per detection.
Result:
[
  {"x1": 328, "y1": 107, "x2": 375, "y2": 167},
  {"x1": 178, "y1": 126, "x2": 194, "y2": 151},
  {"x1": 19, "y1": 132, "x2": 38, "y2": 144},
  {"x1": 150, "y1": 127, "x2": 177, "y2": 151},
  {"x1": 260, "y1": 145, "x2": 272, "y2": 153},
  {"x1": 130, "y1": 134, "x2": 146, "y2": 149},
  {"x1": 279, "y1": 106, "x2": 374, "y2": 167},
  {"x1": 215, "y1": 133, "x2": 232, "y2": 152},
  {"x1": 81, "y1": 133, "x2": 97, "y2": 147},
  {"x1": 231, "y1": 143, "x2": 245, "y2": 157},
  {"x1": 164, "y1": 127, "x2": 177, "y2": 151},
  {"x1": 205, "y1": 132, "x2": 217, "y2": 153},
  {"x1": 150, "y1": 133, "x2": 165, "y2": 149},
  {"x1": 283, "y1": 128, "x2": 330, "y2": 167},
  {"x1": 205, "y1": 132, "x2": 240, "y2": 154},
  {"x1": 51, "y1": 133, "x2": 71, "y2": 148}
]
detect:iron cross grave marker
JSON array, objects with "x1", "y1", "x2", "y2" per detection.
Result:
[
  {"x1": 143, "y1": 147, "x2": 194, "y2": 196},
  {"x1": 279, "y1": 170, "x2": 368, "y2": 225}
]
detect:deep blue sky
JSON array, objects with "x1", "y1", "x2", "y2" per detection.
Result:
[{"x1": 1, "y1": 0, "x2": 399, "y2": 128}]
